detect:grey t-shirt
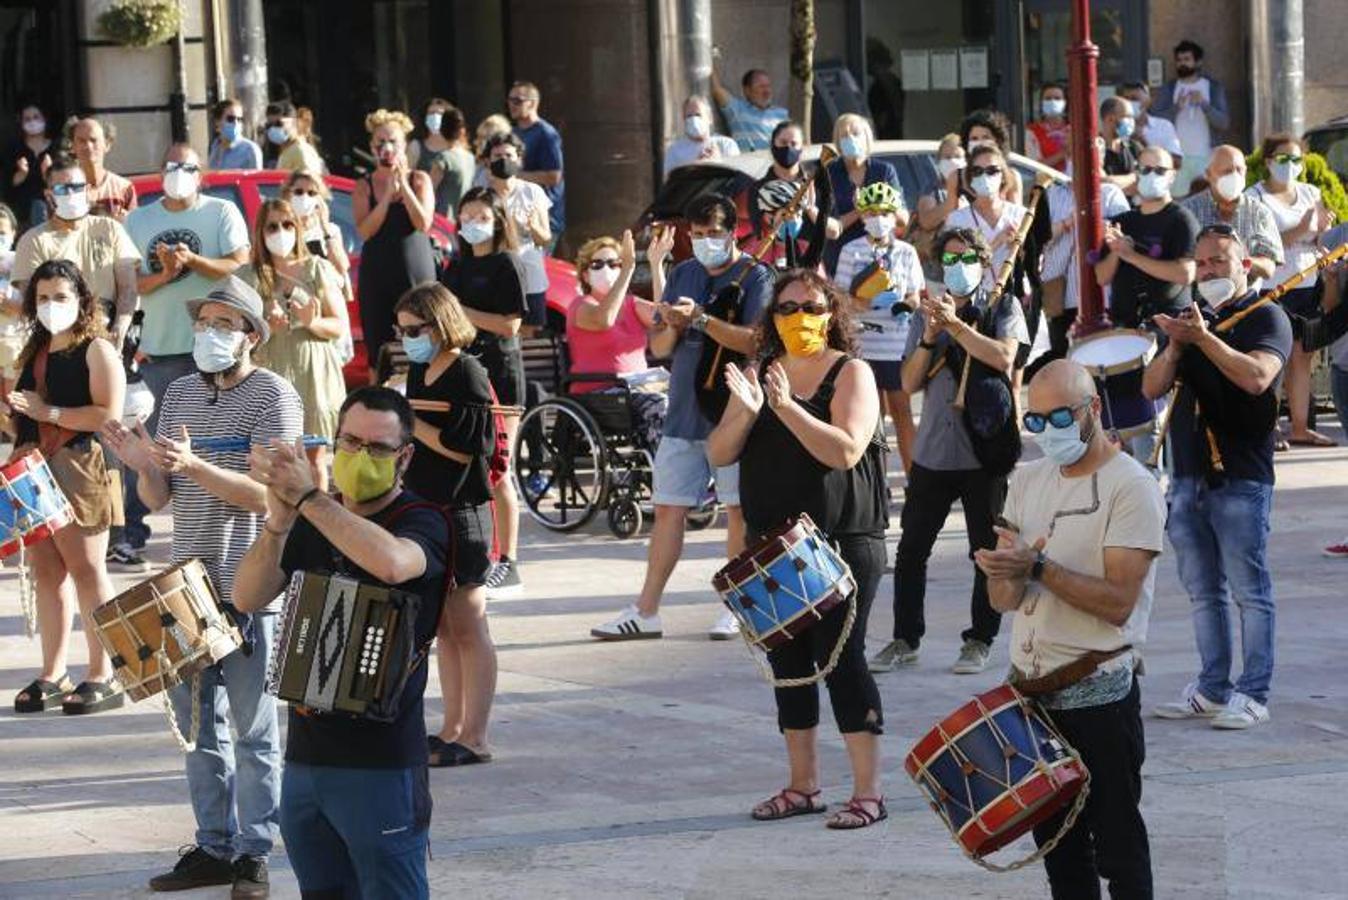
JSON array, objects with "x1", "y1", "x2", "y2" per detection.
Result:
[{"x1": 905, "y1": 289, "x2": 1029, "y2": 471}]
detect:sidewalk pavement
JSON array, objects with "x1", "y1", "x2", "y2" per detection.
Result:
[{"x1": 2, "y1": 438, "x2": 1346, "y2": 899}]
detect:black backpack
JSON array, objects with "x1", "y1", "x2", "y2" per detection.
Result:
[{"x1": 952, "y1": 294, "x2": 1022, "y2": 478}]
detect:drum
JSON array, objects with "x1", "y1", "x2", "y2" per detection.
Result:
[
  {"x1": 0, "y1": 451, "x2": 75, "y2": 560},
  {"x1": 1068, "y1": 329, "x2": 1158, "y2": 441},
  {"x1": 712, "y1": 513, "x2": 855, "y2": 652},
  {"x1": 91, "y1": 560, "x2": 242, "y2": 702},
  {"x1": 905, "y1": 684, "x2": 1089, "y2": 867}
]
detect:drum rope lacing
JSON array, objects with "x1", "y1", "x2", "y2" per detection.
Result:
[
  {"x1": 730, "y1": 535, "x2": 858, "y2": 689},
  {"x1": 911, "y1": 687, "x2": 1091, "y2": 873}
]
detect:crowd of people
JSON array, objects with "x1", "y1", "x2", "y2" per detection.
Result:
[{"x1": 0, "y1": 34, "x2": 1344, "y2": 899}]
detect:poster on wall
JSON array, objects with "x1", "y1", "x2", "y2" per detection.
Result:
[
  {"x1": 959, "y1": 47, "x2": 989, "y2": 89},
  {"x1": 900, "y1": 49, "x2": 930, "y2": 91},
  {"x1": 930, "y1": 49, "x2": 958, "y2": 91}
]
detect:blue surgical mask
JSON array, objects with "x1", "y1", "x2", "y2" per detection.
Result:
[
  {"x1": 779, "y1": 217, "x2": 802, "y2": 242},
  {"x1": 942, "y1": 261, "x2": 983, "y2": 297},
  {"x1": 402, "y1": 333, "x2": 438, "y2": 364},
  {"x1": 692, "y1": 235, "x2": 732, "y2": 269},
  {"x1": 840, "y1": 135, "x2": 865, "y2": 161},
  {"x1": 459, "y1": 220, "x2": 495, "y2": 245},
  {"x1": 1115, "y1": 117, "x2": 1136, "y2": 139},
  {"x1": 220, "y1": 120, "x2": 240, "y2": 143},
  {"x1": 1041, "y1": 98, "x2": 1067, "y2": 118},
  {"x1": 266, "y1": 125, "x2": 289, "y2": 145},
  {"x1": 425, "y1": 112, "x2": 443, "y2": 134},
  {"x1": 193, "y1": 327, "x2": 245, "y2": 374},
  {"x1": 1035, "y1": 416, "x2": 1091, "y2": 467}
]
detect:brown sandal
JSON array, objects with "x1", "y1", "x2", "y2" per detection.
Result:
[
  {"x1": 751, "y1": 787, "x2": 827, "y2": 821},
  {"x1": 826, "y1": 796, "x2": 888, "y2": 830}
]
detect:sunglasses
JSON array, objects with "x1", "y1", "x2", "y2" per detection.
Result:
[
  {"x1": 1273, "y1": 153, "x2": 1303, "y2": 165},
  {"x1": 1138, "y1": 165, "x2": 1170, "y2": 176},
  {"x1": 51, "y1": 182, "x2": 87, "y2": 196},
  {"x1": 1022, "y1": 400, "x2": 1090, "y2": 434},
  {"x1": 941, "y1": 251, "x2": 980, "y2": 265},
  {"x1": 775, "y1": 300, "x2": 828, "y2": 316},
  {"x1": 165, "y1": 162, "x2": 201, "y2": 174},
  {"x1": 265, "y1": 221, "x2": 296, "y2": 233},
  {"x1": 395, "y1": 322, "x2": 434, "y2": 339},
  {"x1": 588, "y1": 259, "x2": 621, "y2": 271},
  {"x1": 968, "y1": 165, "x2": 1002, "y2": 177},
  {"x1": 221, "y1": 114, "x2": 242, "y2": 124}
]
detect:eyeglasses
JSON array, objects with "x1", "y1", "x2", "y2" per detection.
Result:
[
  {"x1": 221, "y1": 115, "x2": 242, "y2": 124},
  {"x1": 506, "y1": 95, "x2": 535, "y2": 106},
  {"x1": 968, "y1": 165, "x2": 1002, "y2": 177},
  {"x1": 587, "y1": 259, "x2": 621, "y2": 271},
  {"x1": 1138, "y1": 165, "x2": 1170, "y2": 175},
  {"x1": 1273, "y1": 153, "x2": 1303, "y2": 165},
  {"x1": 775, "y1": 300, "x2": 828, "y2": 316},
  {"x1": 192, "y1": 317, "x2": 248, "y2": 334},
  {"x1": 264, "y1": 221, "x2": 296, "y2": 233},
  {"x1": 335, "y1": 434, "x2": 405, "y2": 459},
  {"x1": 941, "y1": 251, "x2": 981, "y2": 265},
  {"x1": 1022, "y1": 400, "x2": 1090, "y2": 434},
  {"x1": 51, "y1": 182, "x2": 87, "y2": 196},
  {"x1": 164, "y1": 162, "x2": 201, "y2": 175},
  {"x1": 394, "y1": 322, "x2": 433, "y2": 339}
]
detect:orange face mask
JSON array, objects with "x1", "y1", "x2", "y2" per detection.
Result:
[{"x1": 774, "y1": 310, "x2": 831, "y2": 356}]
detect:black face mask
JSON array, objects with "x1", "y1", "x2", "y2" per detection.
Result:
[
  {"x1": 490, "y1": 158, "x2": 521, "y2": 179},
  {"x1": 772, "y1": 145, "x2": 802, "y2": 168},
  {"x1": 1176, "y1": 64, "x2": 1197, "y2": 78}
]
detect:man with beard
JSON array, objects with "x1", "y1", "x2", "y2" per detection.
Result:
[{"x1": 103, "y1": 276, "x2": 303, "y2": 897}]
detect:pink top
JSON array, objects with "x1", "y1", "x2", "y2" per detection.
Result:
[{"x1": 566, "y1": 293, "x2": 649, "y2": 393}]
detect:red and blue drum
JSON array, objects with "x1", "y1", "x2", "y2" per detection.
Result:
[
  {"x1": 1068, "y1": 329, "x2": 1158, "y2": 441},
  {"x1": 905, "y1": 684, "x2": 1088, "y2": 859},
  {"x1": 712, "y1": 513, "x2": 855, "y2": 652},
  {"x1": 0, "y1": 451, "x2": 74, "y2": 559}
]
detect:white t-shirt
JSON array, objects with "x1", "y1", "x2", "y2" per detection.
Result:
[
  {"x1": 502, "y1": 179, "x2": 552, "y2": 294},
  {"x1": 1139, "y1": 116, "x2": 1183, "y2": 158},
  {"x1": 947, "y1": 201, "x2": 1028, "y2": 290},
  {"x1": 1172, "y1": 77, "x2": 1213, "y2": 162},
  {"x1": 1247, "y1": 181, "x2": 1323, "y2": 286},
  {"x1": 1003, "y1": 453, "x2": 1166, "y2": 681},
  {"x1": 831, "y1": 235, "x2": 924, "y2": 362},
  {"x1": 663, "y1": 136, "x2": 740, "y2": 177}
]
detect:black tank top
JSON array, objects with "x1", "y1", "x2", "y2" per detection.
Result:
[
  {"x1": 15, "y1": 339, "x2": 96, "y2": 447},
  {"x1": 738, "y1": 355, "x2": 889, "y2": 538}
]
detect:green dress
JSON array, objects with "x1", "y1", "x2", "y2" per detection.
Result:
[{"x1": 246, "y1": 257, "x2": 347, "y2": 440}]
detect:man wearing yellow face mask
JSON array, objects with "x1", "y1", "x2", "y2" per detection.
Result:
[{"x1": 235, "y1": 387, "x2": 451, "y2": 898}]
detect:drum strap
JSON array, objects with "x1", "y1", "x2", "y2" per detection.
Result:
[
  {"x1": 33, "y1": 346, "x2": 82, "y2": 457},
  {"x1": 1011, "y1": 645, "x2": 1132, "y2": 697}
]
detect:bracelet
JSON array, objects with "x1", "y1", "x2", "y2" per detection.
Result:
[
  {"x1": 294, "y1": 487, "x2": 321, "y2": 511},
  {"x1": 263, "y1": 520, "x2": 291, "y2": 537},
  {"x1": 919, "y1": 339, "x2": 939, "y2": 351},
  {"x1": 47, "y1": 406, "x2": 62, "y2": 423}
]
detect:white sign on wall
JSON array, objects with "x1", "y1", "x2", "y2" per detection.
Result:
[
  {"x1": 930, "y1": 49, "x2": 959, "y2": 91},
  {"x1": 959, "y1": 47, "x2": 989, "y2": 90},
  {"x1": 900, "y1": 49, "x2": 930, "y2": 91}
]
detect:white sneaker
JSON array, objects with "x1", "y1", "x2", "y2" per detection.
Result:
[
  {"x1": 590, "y1": 605, "x2": 663, "y2": 641},
  {"x1": 1152, "y1": 682, "x2": 1222, "y2": 719},
  {"x1": 1211, "y1": 692, "x2": 1270, "y2": 730},
  {"x1": 708, "y1": 609, "x2": 741, "y2": 641}
]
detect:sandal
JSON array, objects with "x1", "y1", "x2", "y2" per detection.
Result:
[
  {"x1": 751, "y1": 788, "x2": 827, "y2": 821},
  {"x1": 14, "y1": 675, "x2": 74, "y2": 713},
  {"x1": 61, "y1": 680, "x2": 125, "y2": 715},
  {"x1": 429, "y1": 739, "x2": 493, "y2": 767},
  {"x1": 826, "y1": 796, "x2": 888, "y2": 830},
  {"x1": 1288, "y1": 433, "x2": 1336, "y2": 448}
]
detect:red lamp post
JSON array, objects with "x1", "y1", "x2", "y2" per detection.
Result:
[{"x1": 1069, "y1": 0, "x2": 1111, "y2": 335}]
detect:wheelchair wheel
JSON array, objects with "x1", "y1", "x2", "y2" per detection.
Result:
[
  {"x1": 607, "y1": 498, "x2": 643, "y2": 539},
  {"x1": 513, "y1": 398, "x2": 608, "y2": 531},
  {"x1": 687, "y1": 479, "x2": 719, "y2": 530}
]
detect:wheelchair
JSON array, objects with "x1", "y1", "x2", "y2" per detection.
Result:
[{"x1": 512, "y1": 372, "x2": 719, "y2": 539}]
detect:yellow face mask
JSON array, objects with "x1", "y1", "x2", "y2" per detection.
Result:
[
  {"x1": 774, "y1": 310, "x2": 831, "y2": 357},
  {"x1": 332, "y1": 448, "x2": 400, "y2": 502}
]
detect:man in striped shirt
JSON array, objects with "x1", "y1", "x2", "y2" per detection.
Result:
[
  {"x1": 104, "y1": 276, "x2": 303, "y2": 897},
  {"x1": 710, "y1": 52, "x2": 788, "y2": 153}
]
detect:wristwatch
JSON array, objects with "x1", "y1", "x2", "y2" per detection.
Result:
[
  {"x1": 1030, "y1": 550, "x2": 1048, "y2": 582},
  {"x1": 919, "y1": 338, "x2": 939, "y2": 351},
  {"x1": 691, "y1": 312, "x2": 711, "y2": 332},
  {"x1": 47, "y1": 406, "x2": 62, "y2": 424}
]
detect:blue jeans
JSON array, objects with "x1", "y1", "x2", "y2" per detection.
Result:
[
  {"x1": 170, "y1": 611, "x2": 281, "y2": 860},
  {"x1": 1331, "y1": 365, "x2": 1348, "y2": 435},
  {"x1": 1166, "y1": 477, "x2": 1276, "y2": 705},
  {"x1": 120, "y1": 353, "x2": 197, "y2": 546},
  {"x1": 281, "y1": 763, "x2": 431, "y2": 899}
]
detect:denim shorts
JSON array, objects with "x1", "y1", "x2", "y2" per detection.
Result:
[{"x1": 651, "y1": 436, "x2": 740, "y2": 507}]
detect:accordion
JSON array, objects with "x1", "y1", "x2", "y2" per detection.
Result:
[{"x1": 266, "y1": 570, "x2": 426, "y2": 722}]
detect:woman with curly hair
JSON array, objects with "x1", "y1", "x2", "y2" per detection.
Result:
[
  {"x1": 353, "y1": 108, "x2": 436, "y2": 370},
  {"x1": 708, "y1": 268, "x2": 890, "y2": 830}
]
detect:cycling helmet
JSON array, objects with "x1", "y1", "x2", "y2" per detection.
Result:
[
  {"x1": 756, "y1": 178, "x2": 799, "y2": 214},
  {"x1": 855, "y1": 181, "x2": 902, "y2": 214}
]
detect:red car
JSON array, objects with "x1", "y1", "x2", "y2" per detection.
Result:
[{"x1": 129, "y1": 169, "x2": 580, "y2": 386}]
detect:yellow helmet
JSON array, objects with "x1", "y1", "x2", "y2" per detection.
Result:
[{"x1": 855, "y1": 181, "x2": 902, "y2": 214}]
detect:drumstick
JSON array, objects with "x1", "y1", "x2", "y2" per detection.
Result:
[
  {"x1": 407, "y1": 398, "x2": 524, "y2": 417},
  {"x1": 195, "y1": 435, "x2": 330, "y2": 452}
]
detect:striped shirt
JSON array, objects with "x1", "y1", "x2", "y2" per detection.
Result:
[
  {"x1": 1180, "y1": 190, "x2": 1284, "y2": 266},
  {"x1": 832, "y1": 235, "x2": 924, "y2": 362},
  {"x1": 156, "y1": 368, "x2": 304, "y2": 605},
  {"x1": 1043, "y1": 182, "x2": 1130, "y2": 309},
  {"x1": 718, "y1": 97, "x2": 789, "y2": 152}
]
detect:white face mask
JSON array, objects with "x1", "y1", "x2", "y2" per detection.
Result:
[
  {"x1": 425, "y1": 112, "x2": 443, "y2": 134},
  {"x1": 1196, "y1": 277, "x2": 1237, "y2": 307},
  {"x1": 37, "y1": 300, "x2": 79, "y2": 335},
  {"x1": 1213, "y1": 172, "x2": 1245, "y2": 202},
  {"x1": 588, "y1": 265, "x2": 620, "y2": 295},
  {"x1": 163, "y1": 169, "x2": 199, "y2": 201},
  {"x1": 0, "y1": 232, "x2": 13, "y2": 254},
  {"x1": 288, "y1": 193, "x2": 320, "y2": 218},
  {"x1": 863, "y1": 214, "x2": 895, "y2": 239},
  {"x1": 22, "y1": 118, "x2": 45, "y2": 136},
  {"x1": 1270, "y1": 160, "x2": 1302, "y2": 185},
  {"x1": 937, "y1": 157, "x2": 965, "y2": 179},
  {"x1": 53, "y1": 189, "x2": 89, "y2": 221},
  {"x1": 971, "y1": 172, "x2": 1002, "y2": 198},
  {"x1": 1041, "y1": 98, "x2": 1067, "y2": 118},
  {"x1": 1137, "y1": 170, "x2": 1173, "y2": 200},
  {"x1": 684, "y1": 114, "x2": 709, "y2": 140},
  {"x1": 265, "y1": 228, "x2": 297, "y2": 258}
]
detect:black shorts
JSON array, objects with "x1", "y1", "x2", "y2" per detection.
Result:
[
  {"x1": 866, "y1": 359, "x2": 903, "y2": 391},
  {"x1": 1276, "y1": 286, "x2": 1319, "y2": 341},
  {"x1": 449, "y1": 504, "x2": 493, "y2": 587},
  {"x1": 525, "y1": 291, "x2": 548, "y2": 328},
  {"x1": 470, "y1": 335, "x2": 525, "y2": 407}
]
